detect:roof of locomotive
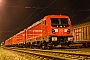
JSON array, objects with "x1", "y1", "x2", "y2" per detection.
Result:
[{"x1": 46, "y1": 14, "x2": 69, "y2": 17}]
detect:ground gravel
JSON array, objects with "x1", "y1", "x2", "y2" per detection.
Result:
[{"x1": 0, "y1": 48, "x2": 41, "y2": 60}]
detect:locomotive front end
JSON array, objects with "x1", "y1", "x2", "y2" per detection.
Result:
[{"x1": 48, "y1": 15, "x2": 73, "y2": 47}]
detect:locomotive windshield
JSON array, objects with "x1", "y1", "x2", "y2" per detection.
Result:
[{"x1": 51, "y1": 18, "x2": 69, "y2": 27}]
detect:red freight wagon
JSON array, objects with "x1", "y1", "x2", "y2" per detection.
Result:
[
  {"x1": 5, "y1": 38, "x2": 11, "y2": 46},
  {"x1": 26, "y1": 21, "x2": 42, "y2": 42},
  {"x1": 16, "y1": 29, "x2": 26, "y2": 47},
  {"x1": 11, "y1": 35, "x2": 17, "y2": 45},
  {"x1": 26, "y1": 15, "x2": 73, "y2": 49},
  {"x1": 16, "y1": 29, "x2": 26, "y2": 43}
]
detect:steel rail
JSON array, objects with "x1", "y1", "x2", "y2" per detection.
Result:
[{"x1": 3, "y1": 47, "x2": 90, "y2": 60}]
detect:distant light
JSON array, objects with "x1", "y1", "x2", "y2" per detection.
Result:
[
  {"x1": 25, "y1": 7, "x2": 31, "y2": 8},
  {"x1": 1, "y1": 44, "x2": 2, "y2": 46},
  {"x1": 0, "y1": 0, "x2": 2, "y2": 5},
  {"x1": 0, "y1": 0, "x2": 1, "y2": 3}
]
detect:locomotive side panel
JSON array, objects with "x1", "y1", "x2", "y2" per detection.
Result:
[{"x1": 42, "y1": 17, "x2": 50, "y2": 36}]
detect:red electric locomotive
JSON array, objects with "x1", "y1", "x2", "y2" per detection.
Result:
[{"x1": 25, "y1": 15, "x2": 73, "y2": 49}]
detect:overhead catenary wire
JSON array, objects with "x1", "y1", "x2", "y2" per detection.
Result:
[
  {"x1": 4, "y1": 0, "x2": 90, "y2": 40},
  {"x1": 16, "y1": 0, "x2": 45, "y2": 30},
  {"x1": 19, "y1": 0, "x2": 56, "y2": 30},
  {"x1": 57, "y1": 0, "x2": 76, "y2": 13},
  {"x1": 5, "y1": 0, "x2": 45, "y2": 40},
  {"x1": 4, "y1": 0, "x2": 56, "y2": 40},
  {"x1": 4, "y1": 0, "x2": 76, "y2": 40},
  {"x1": 3, "y1": 5, "x2": 90, "y2": 12},
  {"x1": 5, "y1": 0, "x2": 56, "y2": 40},
  {"x1": 71, "y1": 8, "x2": 90, "y2": 17}
]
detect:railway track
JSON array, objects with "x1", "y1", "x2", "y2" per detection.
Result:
[{"x1": 3, "y1": 47, "x2": 90, "y2": 60}]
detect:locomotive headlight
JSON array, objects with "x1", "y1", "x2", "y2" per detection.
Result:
[
  {"x1": 54, "y1": 29, "x2": 58, "y2": 32},
  {"x1": 64, "y1": 29, "x2": 70, "y2": 34},
  {"x1": 64, "y1": 29, "x2": 68, "y2": 32},
  {"x1": 52, "y1": 29, "x2": 58, "y2": 34}
]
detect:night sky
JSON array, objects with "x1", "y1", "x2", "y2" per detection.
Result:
[{"x1": 0, "y1": 0, "x2": 90, "y2": 43}]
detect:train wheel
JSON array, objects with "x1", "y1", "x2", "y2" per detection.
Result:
[
  {"x1": 86, "y1": 43, "x2": 90, "y2": 48},
  {"x1": 41, "y1": 41, "x2": 47, "y2": 49},
  {"x1": 46, "y1": 43, "x2": 53, "y2": 50},
  {"x1": 42, "y1": 45, "x2": 46, "y2": 49},
  {"x1": 47, "y1": 46, "x2": 52, "y2": 50}
]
